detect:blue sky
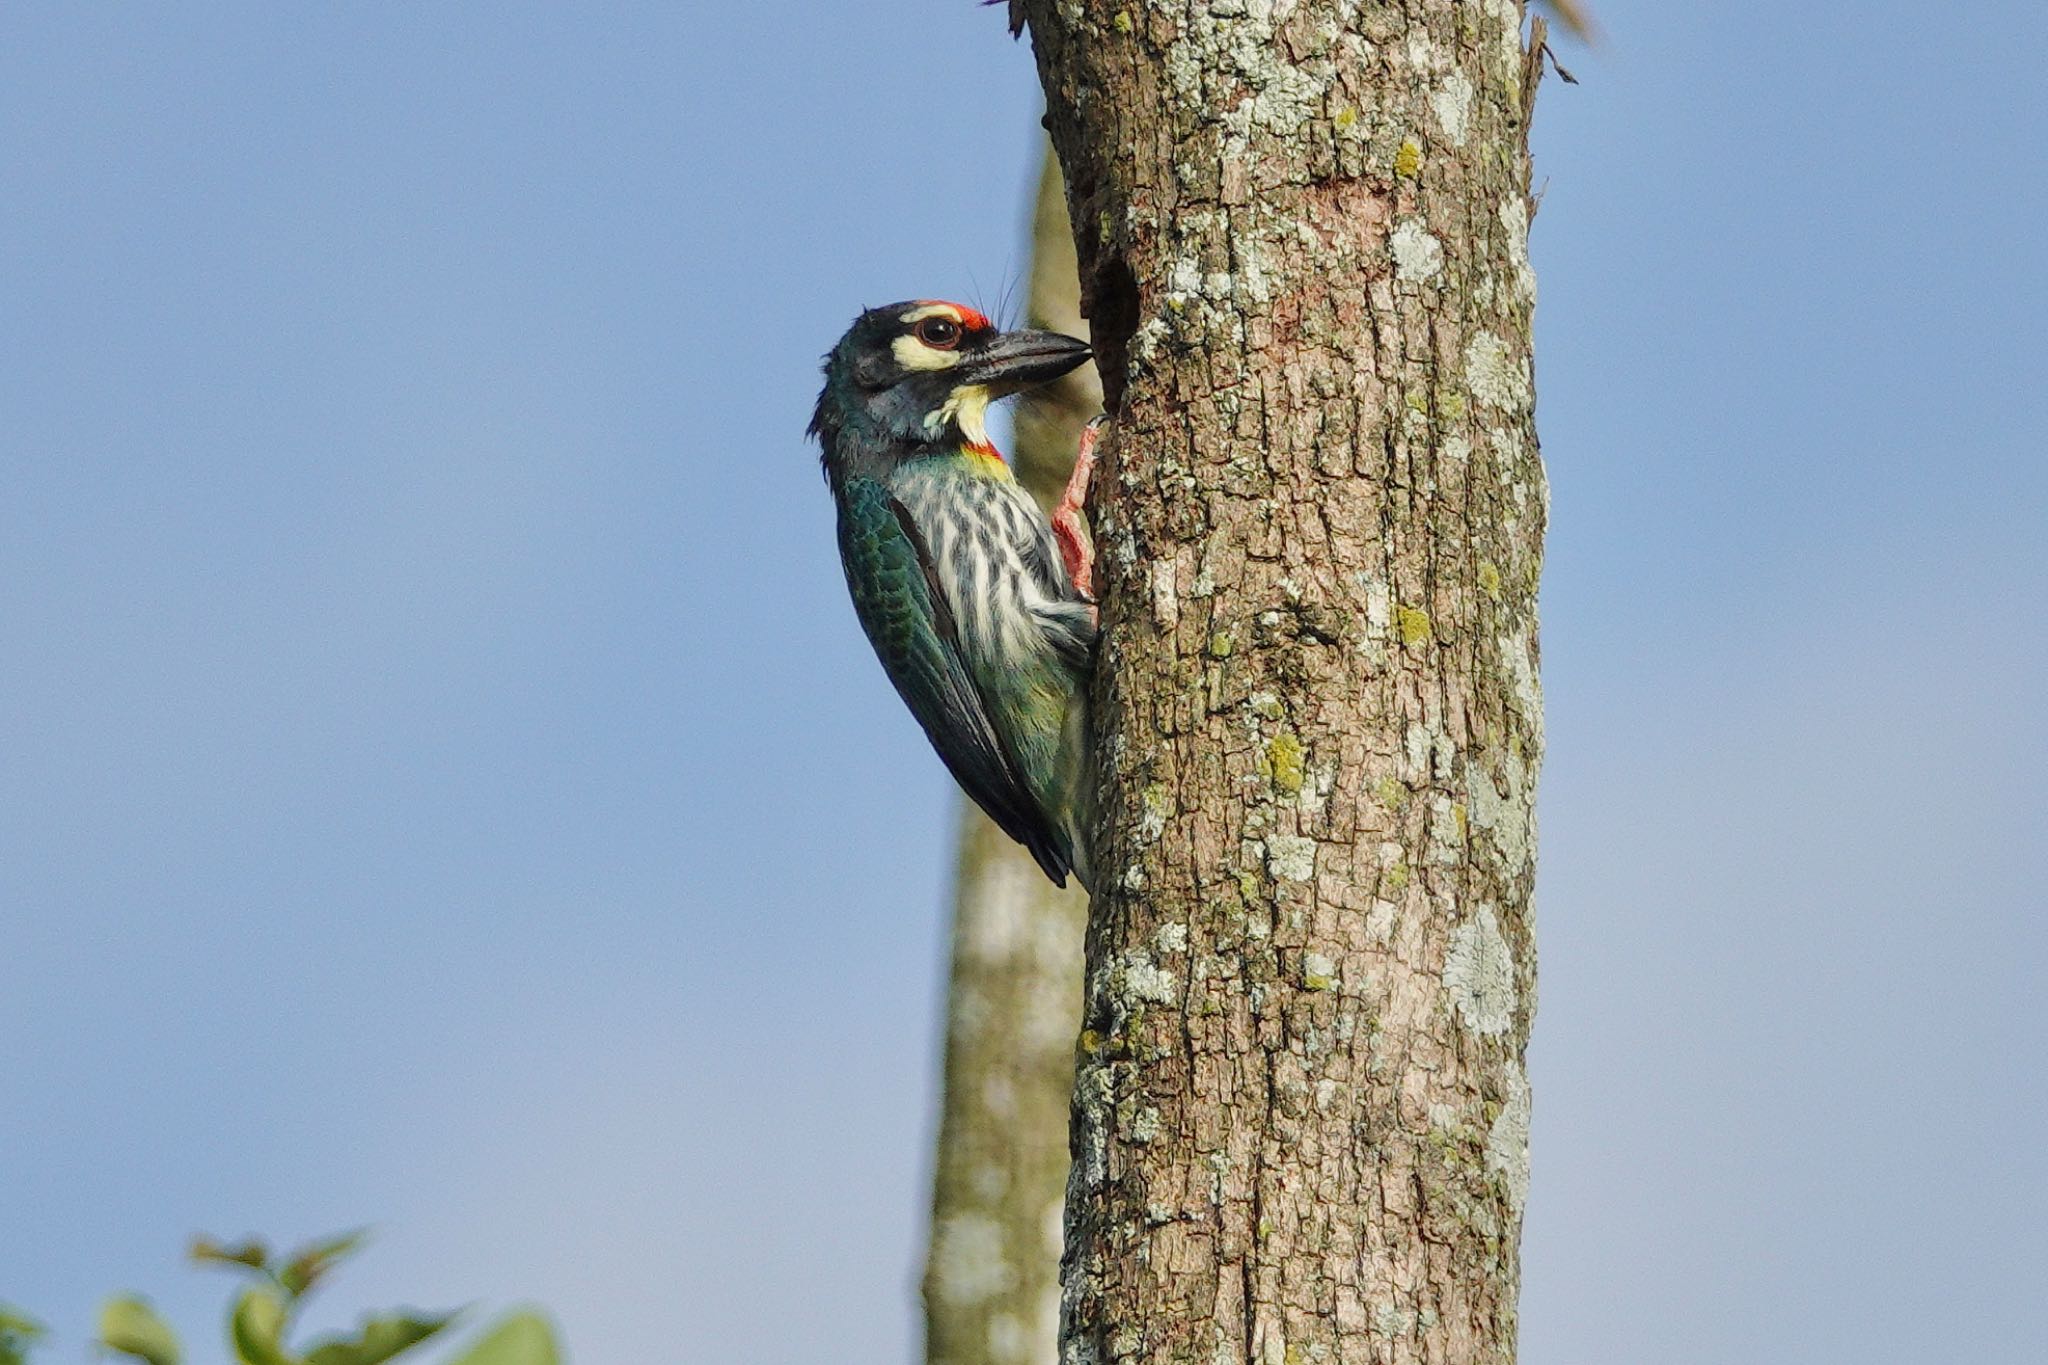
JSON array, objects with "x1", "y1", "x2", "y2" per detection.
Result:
[{"x1": 3, "y1": 3, "x2": 2043, "y2": 1362}]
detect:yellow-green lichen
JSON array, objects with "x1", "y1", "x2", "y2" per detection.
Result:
[
  {"x1": 1383, "y1": 860, "x2": 1411, "y2": 893},
  {"x1": 1376, "y1": 774, "x2": 1408, "y2": 810},
  {"x1": 1139, "y1": 782, "x2": 1171, "y2": 842},
  {"x1": 1434, "y1": 388, "x2": 1467, "y2": 422},
  {"x1": 1268, "y1": 731, "x2": 1305, "y2": 796},
  {"x1": 1394, "y1": 137, "x2": 1422, "y2": 178},
  {"x1": 1477, "y1": 560, "x2": 1503, "y2": 599},
  {"x1": 1396, "y1": 606, "x2": 1433, "y2": 646},
  {"x1": 1334, "y1": 106, "x2": 1358, "y2": 129},
  {"x1": 1208, "y1": 631, "x2": 1234, "y2": 658},
  {"x1": 1113, "y1": 9, "x2": 1133, "y2": 34},
  {"x1": 1302, "y1": 951, "x2": 1337, "y2": 991}
]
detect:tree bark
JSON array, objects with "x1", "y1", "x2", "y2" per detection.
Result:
[
  {"x1": 1021, "y1": 4, "x2": 1546, "y2": 1362},
  {"x1": 921, "y1": 145, "x2": 1102, "y2": 1365}
]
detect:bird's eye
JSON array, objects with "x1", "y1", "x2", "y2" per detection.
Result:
[{"x1": 914, "y1": 317, "x2": 963, "y2": 349}]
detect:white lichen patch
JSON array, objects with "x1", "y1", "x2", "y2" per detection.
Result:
[
  {"x1": 1130, "y1": 313, "x2": 1171, "y2": 366},
  {"x1": 1403, "y1": 28, "x2": 1447, "y2": 74},
  {"x1": 1430, "y1": 71, "x2": 1474, "y2": 147},
  {"x1": 1463, "y1": 331, "x2": 1531, "y2": 412},
  {"x1": 1151, "y1": 557, "x2": 1180, "y2": 626},
  {"x1": 1390, "y1": 218, "x2": 1443, "y2": 282},
  {"x1": 1112, "y1": 530, "x2": 1138, "y2": 571},
  {"x1": 1297, "y1": 758, "x2": 1337, "y2": 816},
  {"x1": 1361, "y1": 896, "x2": 1395, "y2": 946},
  {"x1": 1464, "y1": 753, "x2": 1533, "y2": 874},
  {"x1": 1487, "y1": 1061, "x2": 1533, "y2": 1213},
  {"x1": 1427, "y1": 794, "x2": 1465, "y2": 864},
  {"x1": 1163, "y1": 37, "x2": 1206, "y2": 99},
  {"x1": 1072, "y1": 1067, "x2": 1112, "y2": 1189},
  {"x1": 1403, "y1": 722, "x2": 1432, "y2": 779},
  {"x1": 1491, "y1": 0, "x2": 1526, "y2": 75},
  {"x1": 1372, "y1": 1303, "x2": 1415, "y2": 1338},
  {"x1": 1127, "y1": 1106, "x2": 1162, "y2": 1143},
  {"x1": 1354, "y1": 572, "x2": 1391, "y2": 634},
  {"x1": 931, "y1": 1212, "x2": 1014, "y2": 1306},
  {"x1": 1138, "y1": 782, "x2": 1171, "y2": 843},
  {"x1": 1444, "y1": 905, "x2": 1517, "y2": 1035},
  {"x1": 1153, "y1": 921, "x2": 1189, "y2": 955},
  {"x1": 1487, "y1": 424, "x2": 1525, "y2": 470},
  {"x1": 1265, "y1": 834, "x2": 1317, "y2": 882},
  {"x1": 1501, "y1": 195, "x2": 1537, "y2": 304},
  {"x1": 1218, "y1": 54, "x2": 1330, "y2": 144},
  {"x1": 1301, "y1": 950, "x2": 1337, "y2": 990},
  {"x1": 1497, "y1": 628, "x2": 1546, "y2": 753},
  {"x1": 1119, "y1": 949, "x2": 1180, "y2": 1006}
]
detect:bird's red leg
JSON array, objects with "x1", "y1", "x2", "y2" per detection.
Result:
[{"x1": 1052, "y1": 416, "x2": 1103, "y2": 605}]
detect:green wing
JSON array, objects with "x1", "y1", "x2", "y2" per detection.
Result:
[{"x1": 835, "y1": 475, "x2": 1076, "y2": 885}]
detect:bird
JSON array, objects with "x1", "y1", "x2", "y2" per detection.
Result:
[{"x1": 810, "y1": 299, "x2": 1100, "y2": 889}]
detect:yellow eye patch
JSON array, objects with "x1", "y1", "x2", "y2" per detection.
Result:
[
  {"x1": 892, "y1": 303, "x2": 970, "y2": 371},
  {"x1": 891, "y1": 334, "x2": 963, "y2": 371}
]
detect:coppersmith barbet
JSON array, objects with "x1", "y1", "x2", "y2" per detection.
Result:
[{"x1": 809, "y1": 300, "x2": 1100, "y2": 888}]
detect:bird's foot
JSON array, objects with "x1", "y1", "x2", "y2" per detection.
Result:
[{"x1": 1053, "y1": 416, "x2": 1103, "y2": 604}]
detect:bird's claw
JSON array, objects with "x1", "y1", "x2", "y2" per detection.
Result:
[{"x1": 1053, "y1": 416, "x2": 1103, "y2": 605}]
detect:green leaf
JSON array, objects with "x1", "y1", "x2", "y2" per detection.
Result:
[
  {"x1": 99, "y1": 1296, "x2": 182, "y2": 1365},
  {"x1": 192, "y1": 1237, "x2": 272, "y2": 1274},
  {"x1": 0, "y1": 1306, "x2": 47, "y2": 1365},
  {"x1": 0, "y1": 1309, "x2": 44, "y2": 1340},
  {"x1": 442, "y1": 1313, "x2": 559, "y2": 1365},
  {"x1": 277, "y1": 1230, "x2": 370, "y2": 1298},
  {"x1": 300, "y1": 1311, "x2": 455, "y2": 1365},
  {"x1": 230, "y1": 1288, "x2": 295, "y2": 1365}
]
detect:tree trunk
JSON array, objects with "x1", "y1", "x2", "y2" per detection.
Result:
[
  {"x1": 1021, "y1": 4, "x2": 1547, "y2": 1362},
  {"x1": 921, "y1": 144, "x2": 1102, "y2": 1365}
]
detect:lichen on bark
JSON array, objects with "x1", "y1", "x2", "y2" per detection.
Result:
[{"x1": 1019, "y1": 2, "x2": 1548, "y2": 1361}]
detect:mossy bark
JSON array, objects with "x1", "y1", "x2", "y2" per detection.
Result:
[
  {"x1": 1020, "y1": 3, "x2": 1547, "y2": 1362},
  {"x1": 922, "y1": 146, "x2": 1103, "y2": 1365}
]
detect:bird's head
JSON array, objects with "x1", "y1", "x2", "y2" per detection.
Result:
[{"x1": 810, "y1": 300, "x2": 1091, "y2": 463}]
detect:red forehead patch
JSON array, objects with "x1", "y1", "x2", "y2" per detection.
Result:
[{"x1": 915, "y1": 299, "x2": 993, "y2": 332}]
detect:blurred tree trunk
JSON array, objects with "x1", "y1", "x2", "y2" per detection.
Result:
[
  {"x1": 1021, "y1": 3, "x2": 1548, "y2": 1363},
  {"x1": 921, "y1": 144, "x2": 1101, "y2": 1365}
]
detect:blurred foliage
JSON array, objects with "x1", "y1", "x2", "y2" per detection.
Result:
[
  {"x1": 4, "y1": 1233, "x2": 559, "y2": 1365},
  {"x1": 0, "y1": 1308, "x2": 46, "y2": 1365},
  {"x1": 1540, "y1": 0, "x2": 1599, "y2": 44}
]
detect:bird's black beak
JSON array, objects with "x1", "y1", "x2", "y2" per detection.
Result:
[{"x1": 967, "y1": 328, "x2": 1092, "y2": 394}]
